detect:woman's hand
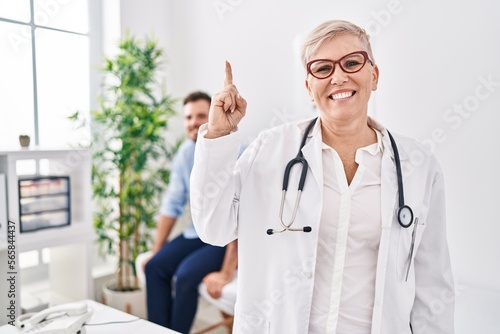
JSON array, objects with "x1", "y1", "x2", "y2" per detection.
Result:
[{"x1": 206, "y1": 61, "x2": 247, "y2": 138}]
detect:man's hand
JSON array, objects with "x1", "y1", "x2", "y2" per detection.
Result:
[
  {"x1": 202, "y1": 271, "x2": 233, "y2": 299},
  {"x1": 206, "y1": 61, "x2": 247, "y2": 138}
]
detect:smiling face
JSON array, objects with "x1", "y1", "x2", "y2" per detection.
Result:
[
  {"x1": 305, "y1": 33, "x2": 379, "y2": 125},
  {"x1": 184, "y1": 99, "x2": 209, "y2": 141}
]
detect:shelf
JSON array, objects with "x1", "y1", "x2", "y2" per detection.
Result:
[
  {"x1": 18, "y1": 222, "x2": 94, "y2": 253},
  {"x1": 0, "y1": 146, "x2": 90, "y2": 158},
  {"x1": 0, "y1": 147, "x2": 93, "y2": 325},
  {"x1": 20, "y1": 208, "x2": 70, "y2": 216},
  {"x1": 19, "y1": 192, "x2": 70, "y2": 199}
]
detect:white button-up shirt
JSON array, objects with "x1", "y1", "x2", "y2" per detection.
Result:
[{"x1": 309, "y1": 129, "x2": 383, "y2": 334}]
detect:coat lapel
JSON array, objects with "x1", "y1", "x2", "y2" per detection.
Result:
[{"x1": 368, "y1": 118, "x2": 403, "y2": 229}]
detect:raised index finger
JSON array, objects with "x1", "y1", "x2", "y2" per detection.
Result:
[{"x1": 224, "y1": 60, "x2": 233, "y2": 86}]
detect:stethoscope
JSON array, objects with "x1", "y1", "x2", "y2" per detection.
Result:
[{"x1": 266, "y1": 117, "x2": 414, "y2": 235}]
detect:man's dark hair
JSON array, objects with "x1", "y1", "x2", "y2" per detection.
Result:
[{"x1": 183, "y1": 91, "x2": 211, "y2": 106}]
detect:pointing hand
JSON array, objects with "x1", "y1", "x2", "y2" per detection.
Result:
[{"x1": 206, "y1": 61, "x2": 247, "y2": 138}]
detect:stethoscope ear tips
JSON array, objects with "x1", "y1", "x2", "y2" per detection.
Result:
[
  {"x1": 266, "y1": 229, "x2": 274, "y2": 235},
  {"x1": 303, "y1": 226, "x2": 312, "y2": 232}
]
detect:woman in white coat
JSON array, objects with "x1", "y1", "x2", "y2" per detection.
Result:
[{"x1": 190, "y1": 20, "x2": 454, "y2": 333}]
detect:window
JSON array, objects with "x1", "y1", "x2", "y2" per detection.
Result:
[
  {"x1": 1, "y1": 0, "x2": 98, "y2": 295},
  {"x1": 0, "y1": 0, "x2": 91, "y2": 148}
]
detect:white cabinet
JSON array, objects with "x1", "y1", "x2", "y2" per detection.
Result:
[{"x1": 0, "y1": 148, "x2": 94, "y2": 325}]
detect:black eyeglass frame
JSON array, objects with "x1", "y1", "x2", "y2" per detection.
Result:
[{"x1": 306, "y1": 51, "x2": 373, "y2": 79}]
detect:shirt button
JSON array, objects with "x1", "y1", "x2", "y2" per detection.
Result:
[{"x1": 302, "y1": 271, "x2": 312, "y2": 279}]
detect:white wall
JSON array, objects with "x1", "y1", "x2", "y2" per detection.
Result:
[{"x1": 117, "y1": 0, "x2": 500, "y2": 291}]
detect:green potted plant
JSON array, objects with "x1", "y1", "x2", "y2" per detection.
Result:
[{"x1": 78, "y1": 35, "x2": 177, "y2": 315}]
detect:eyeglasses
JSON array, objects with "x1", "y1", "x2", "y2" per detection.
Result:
[{"x1": 306, "y1": 51, "x2": 373, "y2": 79}]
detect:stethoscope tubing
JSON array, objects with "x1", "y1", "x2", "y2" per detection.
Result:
[
  {"x1": 387, "y1": 131, "x2": 405, "y2": 210},
  {"x1": 268, "y1": 118, "x2": 414, "y2": 235},
  {"x1": 387, "y1": 130, "x2": 414, "y2": 229},
  {"x1": 268, "y1": 119, "x2": 318, "y2": 235}
]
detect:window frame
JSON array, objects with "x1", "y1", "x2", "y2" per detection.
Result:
[{"x1": 0, "y1": 0, "x2": 100, "y2": 147}]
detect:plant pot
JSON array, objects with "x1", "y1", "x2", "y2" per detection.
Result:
[
  {"x1": 102, "y1": 277, "x2": 147, "y2": 318},
  {"x1": 19, "y1": 135, "x2": 30, "y2": 148}
]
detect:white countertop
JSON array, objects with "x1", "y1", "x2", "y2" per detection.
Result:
[{"x1": 0, "y1": 299, "x2": 179, "y2": 334}]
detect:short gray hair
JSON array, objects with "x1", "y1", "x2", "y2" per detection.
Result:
[{"x1": 301, "y1": 20, "x2": 375, "y2": 69}]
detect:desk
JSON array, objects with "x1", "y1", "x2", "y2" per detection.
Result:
[{"x1": 0, "y1": 300, "x2": 179, "y2": 334}]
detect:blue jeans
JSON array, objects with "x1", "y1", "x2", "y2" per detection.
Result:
[{"x1": 145, "y1": 234, "x2": 225, "y2": 333}]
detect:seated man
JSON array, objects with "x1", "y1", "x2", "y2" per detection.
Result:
[{"x1": 143, "y1": 91, "x2": 237, "y2": 333}]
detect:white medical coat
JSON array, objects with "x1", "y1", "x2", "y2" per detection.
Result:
[{"x1": 190, "y1": 117, "x2": 454, "y2": 334}]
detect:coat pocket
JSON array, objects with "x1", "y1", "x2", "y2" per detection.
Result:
[
  {"x1": 232, "y1": 307, "x2": 270, "y2": 334},
  {"x1": 396, "y1": 217, "x2": 426, "y2": 281}
]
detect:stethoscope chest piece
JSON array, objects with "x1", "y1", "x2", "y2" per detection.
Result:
[{"x1": 397, "y1": 205, "x2": 413, "y2": 228}]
